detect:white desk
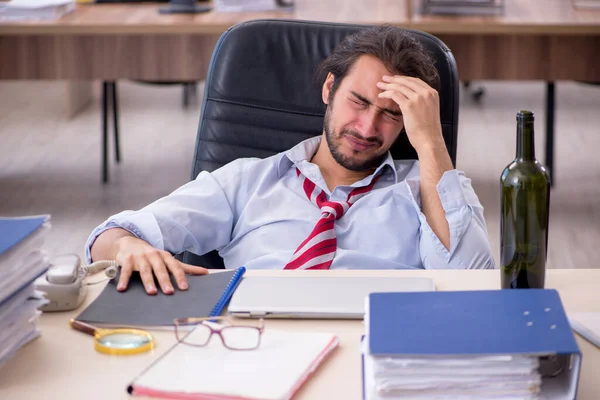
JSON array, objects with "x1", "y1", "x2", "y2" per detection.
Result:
[{"x1": 0, "y1": 269, "x2": 599, "y2": 399}]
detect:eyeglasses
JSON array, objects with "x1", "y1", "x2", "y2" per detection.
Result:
[{"x1": 173, "y1": 316, "x2": 264, "y2": 351}]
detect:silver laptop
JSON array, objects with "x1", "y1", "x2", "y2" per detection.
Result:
[{"x1": 227, "y1": 276, "x2": 435, "y2": 319}]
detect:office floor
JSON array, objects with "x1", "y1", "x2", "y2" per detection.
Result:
[{"x1": 0, "y1": 80, "x2": 598, "y2": 269}]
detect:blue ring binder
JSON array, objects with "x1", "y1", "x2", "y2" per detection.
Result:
[{"x1": 209, "y1": 266, "x2": 246, "y2": 317}]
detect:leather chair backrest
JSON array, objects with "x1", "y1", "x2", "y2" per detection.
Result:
[{"x1": 182, "y1": 19, "x2": 460, "y2": 269}]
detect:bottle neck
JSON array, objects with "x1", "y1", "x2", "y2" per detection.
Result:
[{"x1": 516, "y1": 119, "x2": 535, "y2": 161}]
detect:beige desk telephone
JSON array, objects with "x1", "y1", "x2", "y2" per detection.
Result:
[{"x1": 34, "y1": 254, "x2": 118, "y2": 312}]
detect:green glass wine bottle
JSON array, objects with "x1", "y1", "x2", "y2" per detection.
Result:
[{"x1": 500, "y1": 110, "x2": 551, "y2": 289}]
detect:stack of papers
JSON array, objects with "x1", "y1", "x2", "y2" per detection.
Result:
[
  {"x1": 363, "y1": 353, "x2": 541, "y2": 399},
  {"x1": 0, "y1": 0, "x2": 75, "y2": 21},
  {"x1": 420, "y1": 0, "x2": 504, "y2": 16},
  {"x1": 213, "y1": 0, "x2": 293, "y2": 13},
  {"x1": 573, "y1": 0, "x2": 600, "y2": 9},
  {"x1": 0, "y1": 215, "x2": 51, "y2": 367}
]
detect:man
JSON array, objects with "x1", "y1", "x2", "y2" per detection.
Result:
[{"x1": 87, "y1": 26, "x2": 494, "y2": 295}]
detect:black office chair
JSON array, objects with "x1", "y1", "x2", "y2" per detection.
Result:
[{"x1": 178, "y1": 19, "x2": 460, "y2": 269}]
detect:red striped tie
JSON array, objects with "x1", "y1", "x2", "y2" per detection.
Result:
[{"x1": 284, "y1": 168, "x2": 380, "y2": 270}]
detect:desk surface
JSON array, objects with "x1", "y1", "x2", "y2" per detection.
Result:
[
  {"x1": 0, "y1": 269, "x2": 599, "y2": 400},
  {"x1": 1, "y1": 0, "x2": 599, "y2": 35}
]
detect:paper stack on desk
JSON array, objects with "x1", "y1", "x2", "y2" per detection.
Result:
[
  {"x1": 0, "y1": 0, "x2": 75, "y2": 21},
  {"x1": 363, "y1": 353, "x2": 541, "y2": 399},
  {"x1": 362, "y1": 290, "x2": 582, "y2": 400},
  {"x1": 213, "y1": 0, "x2": 293, "y2": 13},
  {"x1": 419, "y1": 0, "x2": 504, "y2": 16},
  {"x1": 0, "y1": 215, "x2": 51, "y2": 367}
]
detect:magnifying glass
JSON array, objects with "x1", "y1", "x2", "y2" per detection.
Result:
[{"x1": 69, "y1": 319, "x2": 155, "y2": 355}]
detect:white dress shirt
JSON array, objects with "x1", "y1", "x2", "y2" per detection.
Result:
[{"x1": 85, "y1": 137, "x2": 495, "y2": 270}]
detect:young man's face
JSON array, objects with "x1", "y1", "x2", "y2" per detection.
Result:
[{"x1": 321, "y1": 55, "x2": 405, "y2": 172}]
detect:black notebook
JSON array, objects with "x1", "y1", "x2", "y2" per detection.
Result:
[{"x1": 74, "y1": 268, "x2": 245, "y2": 329}]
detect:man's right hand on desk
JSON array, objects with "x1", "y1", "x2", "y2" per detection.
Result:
[
  {"x1": 91, "y1": 228, "x2": 209, "y2": 295},
  {"x1": 114, "y1": 235, "x2": 208, "y2": 295}
]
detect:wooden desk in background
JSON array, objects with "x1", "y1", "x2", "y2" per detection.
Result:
[
  {"x1": 0, "y1": 269, "x2": 599, "y2": 400},
  {"x1": 0, "y1": 0, "x2": 598, "y2": 178},
  {"x1": 0, "y1": 0, "x2": 598, "y2": 82}
]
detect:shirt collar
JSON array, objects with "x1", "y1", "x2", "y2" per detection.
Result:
[{"x1": 276, "y1": 136, "x2": 398, "y2": 184}]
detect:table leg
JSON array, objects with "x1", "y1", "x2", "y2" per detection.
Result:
[
  {"x1": 102, "y1": 82, "x2": 110, "y2": 184},
  {"x1": 545, "y1": 82, "x2": 555, "y2": 187}
]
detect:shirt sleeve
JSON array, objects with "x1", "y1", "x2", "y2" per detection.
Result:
[
  {"x1": 406, "y1": 170, "x2": 495, "y2": 270},
  {"x1": 84, "y1": 159, "x2": 254, "y2": 264}
]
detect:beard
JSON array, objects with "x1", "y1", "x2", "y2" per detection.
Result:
[{"x1": 323, "y1": 105, "x2": 388, "y2": 172}]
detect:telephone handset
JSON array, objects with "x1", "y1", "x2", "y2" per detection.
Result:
[{"x1": 34, "y1": 254, "x2": 118, "y2": 312}]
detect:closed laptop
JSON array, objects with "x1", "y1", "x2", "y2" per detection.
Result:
[{"x1": 227, "y1": 276, "x2": 435, "y2": 319}]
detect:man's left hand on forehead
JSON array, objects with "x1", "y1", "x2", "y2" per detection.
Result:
[{"x1": 376, "y1": 75, "x2": 443, "y2": 152}]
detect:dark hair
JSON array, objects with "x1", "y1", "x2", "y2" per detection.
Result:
[{"x1": 315, "y1": 26, "x2": 440, "y2": 98}]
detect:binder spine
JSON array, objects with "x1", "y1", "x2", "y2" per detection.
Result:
[{"x1": 208, "y1": 266, "x2": 246, "y2": 317}]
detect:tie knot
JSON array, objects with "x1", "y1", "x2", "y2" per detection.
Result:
[
  {"x1": 285, "y1": 169, "x2": 381, "y2": 271},
  {"x1": 316, "y1": 198, "x2": 349, "y2": 220},
  {"x1": 296, "y1": 168, "x2": 381, "y2": 220}
]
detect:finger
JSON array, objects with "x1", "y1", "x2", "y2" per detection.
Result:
[
  {"x1": 116, "y1": 256, "x2": 134, "y2": 292},
  {"x1": 147, "y1": 252, "x2": 174, "y2": 295},
  {"x1": 137, "y1": 260, "x2": 158, "y2": 295},
  {"x1": 378, "y1": 90, "x2": 409, "y2": 108},
  {"x1": 377, "y1": 81, "x2": 417, "y2": 99},
  {"x1": 163, "y1": 256, "x2": 189, "y2": 291},
  {"x1": 382, "y1": 75, "x2": 430, "y2": 92},
  {"x1": 180, "y1": 263, "x2": 210, "y2": 276},
  {"x1": 400, "y1": 75, "x2": 432, "y2": 90}
]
